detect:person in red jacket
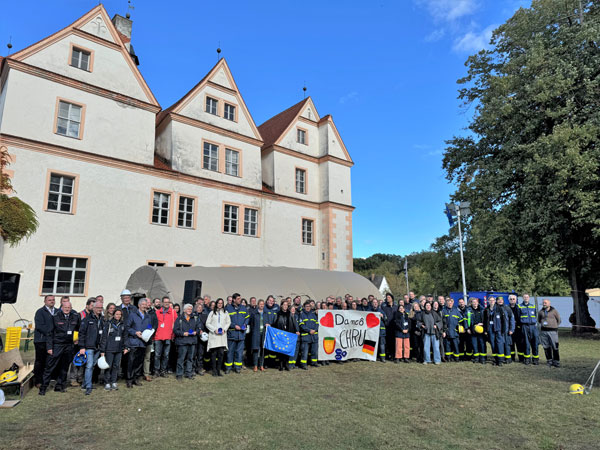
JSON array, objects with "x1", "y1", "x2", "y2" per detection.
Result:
[{"x1": 154, "y1": 296, "x2": 177, "y2": 377}]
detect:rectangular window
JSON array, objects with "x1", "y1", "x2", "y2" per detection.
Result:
[
  {"x1": 175, "y1": 263, "x2": 192, "y2": 268},
  {"x1": 224, "y1": 103, "x2": 236, "y2": 121},
  {"x1": 225, "y1": 148, "x2": 240, "y2": 177},
  {"x1": 178, "y1": 196, "x2": 195, "y2": 228},
  {"x1": 42, "y1": 255, "x2": 88, "y2": 295},
  {"x1": 148, "y1": 261, "x2": 166, "y2": 267},
  {"x1": 302, "y1": 218, "x2": 314, "y2": 245},
  {"x1": 296, "y1": 168, "x2": 306, "y2": 194},
  {"x1": 223, "y1": 204, "x2": 238, "y2": 234},
  {"x1": 297, "y1": 128, "x2": 306, "y2": 145},
  {"x1": 206, "y1": 96, "x2": 218, "y2": 115},
  {"x1": 47, "y1": 173, "x2": 75, "y2": 213},
  {"x1": 56, "y1": 101, "x2": 82, "y2": 138},
  {"x1": 244, "y1": 208, "x2": 258, "y2": 237},
  {"x1": 152, "y1": 191, "x2": 171, "y2": 225},
  {"x1": 70, "y1": 47, "x2": 91, "y2": 71},
  {"x1": 203, "y1": 142, "x2": 219, "y2": 172}
]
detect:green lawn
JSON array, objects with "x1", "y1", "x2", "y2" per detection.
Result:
[{"x1": 1, "y1": 332, "x2": 599, "y2": 450}]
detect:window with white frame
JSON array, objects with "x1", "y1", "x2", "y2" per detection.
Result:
[
  {"x1": 206, "y1": 96, "x2": 218, "y2": 115},
  {"x1": 148, "y1": 261, "x2": 166, "y2": 267},
  {"x1": 244, "y1": 208, "x2": 258, "y2": 237},
  {"x1": 203, "y1": 142, "x2": 219, "y2": 172},
  {"x1": 223, "y1": 204, "x2": 238, "y2": 234},
  {"x1": 42, "y1": 255, "x2": 88, "y2": 295},
  {"x1": 47, "y1": 173, "x2": 75, "y2": 213},
  {"x1": 70, "y1": 47, "x2": 91, "y2": 71},
  {"x1": 297, "y1": 128, "x2": 306, "y2": 145},
  {"x1": 302, "y1": 218, "x2": 314, "y2": 245},
  {"x1": 178, "y1": 196, "x2": 195, "y2": 228},
  {"x1": 56, "y1": 101, "x2": 82, "y2": 139},
  {"x1": 225, "y1": 148, "x2": 240, "y2": 177},
  {"x1": 224, "y1": 103, "x2": 236, "y2": 121},
  {"x1": 295, "y1": 168, "x2": 306, "y2": 194},
  {"x1": 152, "y1": 191, "x2": 171, "y2": 225}
]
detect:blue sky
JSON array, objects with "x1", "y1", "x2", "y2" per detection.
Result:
[{"x1": 1, "y1": 0, "x2": 529, "y2": 258}]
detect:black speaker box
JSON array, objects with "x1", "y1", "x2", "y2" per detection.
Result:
[
  {"x1": 0, "y1": 272, "x2": 21, "y2": 304},
  {"x1": 182, "y1": 280, "x2": 202, "y2": 305}
]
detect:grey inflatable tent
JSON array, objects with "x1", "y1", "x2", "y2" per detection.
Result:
[{"x1": 126, "y1": 266, "x2": 381, "y2": 303}]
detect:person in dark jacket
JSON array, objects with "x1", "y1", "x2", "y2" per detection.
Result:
[
  {"x1": 289, "y1": 304, "x2": 301, "y2": 368},
  {"x1": 118, "y1": 289, "x2": 137, "y2": 379},
  {"x1": 382, "y1": 294, "x2": 396, "y2": 361},
  {"x1": 409, "y1": 303, "x2": 424, "y2": 363},
  {"x1": 370, "y1": 299, "x2": 387, "y2": 363},
  {"x1": 78, "y1": 299, "x2": 103, "y2": 395},
  {"x1": 193, "y1": 303, "x2": 207, "y2": 375},
  {"x1": 443, "y1": 298, "x2": 461, "y2": 362},
  {"x1": 33, "y1": 295, "x2": 57, "y2": 386},
  {"x1": 393, "y1": 304, "x2": 410, "y2": 363},
  {"x1": 225, "y1": 293, "x2": 250, "y2": 374},
  {"x1": 467, "y1": 298, "x2": 486, "y2": 364},
  {"x1": 39, "y1": 301, "x2": 80, "y2": 395},
  {"x1": 508, "y1": 294, "x2": 522, "y2": 362},
  {"x1": 299, "y1": 301, "x2": 319, "y2": 369},
  {"x1": 250, "y1": 299, "x2": 267, "y2": 372},
  {"x1": 484, "y1": 296, "x2": 507, "y2": 366},
  {"x1": 263, "y1": 296, "x2": 280, "y2": 367},
  {"x1": 497, "y1": 296, "x2": 515, "y2": 365},
  {"x1": 125, "y1": 298, "x2": 153, "y2": 388},
  {"x1": 419, "y1": 302, "x2": 443, "y2": 364},
  {"x1": 99, "y1": 308, "x2": 127, "y2": 390},
  {"x1": 173, "y1": 304, "x2": 200, "y2": 380},
  {"x1": 274, "y1": 301, "x2": 300, "y2": 371}
]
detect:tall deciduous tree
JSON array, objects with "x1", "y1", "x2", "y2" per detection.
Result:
[{"x1": 443, "y1": 0, "x2": 599, "y2": 331}]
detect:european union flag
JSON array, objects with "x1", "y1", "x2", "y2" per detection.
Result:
[{"x1": 264, "y1": 326, "x2": 298, "y2": 357}]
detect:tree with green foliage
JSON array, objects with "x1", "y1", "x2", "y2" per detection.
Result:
[
  {"x1": 0, "y1": 147, "x2": 38, "y2": 245},
  {"x1": 443, "y1": 0, "x2": 599, "y2": 331}
]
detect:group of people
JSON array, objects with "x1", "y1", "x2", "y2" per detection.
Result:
[{"x1": 32, "y1": 289, "x2": 562, "y2": 396}]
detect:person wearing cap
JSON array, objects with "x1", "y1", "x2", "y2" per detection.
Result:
[
  {"x1": 33, "y1": 295, "x2": 57, "y2": 387},
  {"x1": 496, "y1": 296, "x2": 515, "y2": 364},
  {"x1": 518, "y1": 294, "x2": 540, "y2": 365},
  {"x1": 99, "y1": 308, "x2": 127, "y2": 390},
  {"x1": 467, "y1": 298, "x2": 486, "y2": 364},
  {"x1": 154, "y1": 296, "x2": 176, "y2": 378},
  {"x1": 125, "y1": 298, "x2": 153, "y2": 388},
  {"x1": 78, "y1": 299, "x2": 104, "y2": 395},
  {"x1": 173, "y1": 304, "x2": 200, "y2": 380},
  {"x1": 206, "y1": 298, "x2": 231, "y2": 376},
  {"x1": 538, "y1": 299, "x2": 561, "y2": 367},
  {"x1": 39, "y1": 301, "x2": 80, "y2": 395},
  {"x1": 224, "y1": 293, "x2": 250, "y2": 374}
]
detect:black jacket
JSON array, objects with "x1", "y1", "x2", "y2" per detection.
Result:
[
  {"x1": 99, "y1": 319, "x2": 126, "y2": 353},
  {"x1": 34, "y1": 306, "x2": 56, "y2": 344},
  {"x1": 47, "y1": 310, "x2": 81, "y2": 351},
  {"x1": 118, "y1": 304, "x2": 138, "y2": 325},
  {"x1": 393, "y1": 310, "x2": 410, "y2": 338},
  {"x1": 174, "y1": 314, "x2": 201, "y2": 345},
  {"x1": 79, "y1": 313, "x2": 104, "y2": 350},
  {"x1": 274, "y1": 310, "x2": 299, "y2": 333}
]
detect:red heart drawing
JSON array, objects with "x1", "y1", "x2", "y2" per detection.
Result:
[
  {"x1": 366, "y1": 313, "x2": 379, "y2": 328},
  {"x1": 320, "y1": 311, "x2": 334, "y2": 328}
]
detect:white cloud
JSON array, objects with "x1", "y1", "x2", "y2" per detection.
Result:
[
  {"x1": 424, "y1": 28, "x2": 446, "y2": 42},
  {"x1": 452, "y1": 24, "x2": 497, "y2": 53},
  {"x1": 417, "y1": 0, "x2": 479, "y2": 22},
  {"x1": 339, "y1": 91, "x2": 358, "y2": 104}
]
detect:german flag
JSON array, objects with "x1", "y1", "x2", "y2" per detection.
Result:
[{"x1": 362, "y1": 339, "x2": 376, "y2": 355}]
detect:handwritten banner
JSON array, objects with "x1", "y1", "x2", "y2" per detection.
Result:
[{"x1": 317, "y1": 310, "x2": 381, "y2": 361}]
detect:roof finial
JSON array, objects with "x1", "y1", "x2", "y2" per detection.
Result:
[
  {"x1": 303, "y1": 82, "x2": 307, "y2": 99},
  {"x1": 7, "y1": 36, "x2": 12, "y2": 56},
  {"x1": 217, "y1": 42, "x2": 222, "y2": 61},
  {"x1": 126, "y1": 0, "x2": 135, "y2": 19}
]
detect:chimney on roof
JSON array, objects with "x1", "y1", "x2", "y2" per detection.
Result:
[{"x1": 111, "y1": 14, "x2": 140, "y2": 66}]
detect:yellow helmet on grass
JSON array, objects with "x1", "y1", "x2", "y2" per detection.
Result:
[
  {"x1": 0, "y1": 371, "x2": 18, "y2": 385},
  {"x1": 569, "y1": 384, "x2": 584, "y2": 395}
]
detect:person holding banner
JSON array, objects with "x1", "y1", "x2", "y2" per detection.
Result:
[
  {"x1": 206, "y1": 298, "x2": 230, "y2": 377},
  {"x1": 274, "y1": 301, "x2": 300, "y2": 371},
  {"x1": 370, "y1": 299, "x2": 387, "y2": 363},
  {"x1": 299, "y1": 301, "x2": 319, "y2": 369}
]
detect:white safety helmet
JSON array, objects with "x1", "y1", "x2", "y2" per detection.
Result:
[
  {"x1": 141, "y1": 329, "x2": 154, "y2": 342},
  {"x1": 120, "y1": 289, "x2": 132, "y2": 296},
  {"x1": 97, "y1": 356, "x2": 109, "y2": 370},
  {"x1": 200, "y1": 332, "x2": 209, "y2": 342}
]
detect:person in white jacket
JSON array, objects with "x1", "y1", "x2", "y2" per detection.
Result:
[{"x1": 206, "y1": 298, "x2": 231, "y2": 377}]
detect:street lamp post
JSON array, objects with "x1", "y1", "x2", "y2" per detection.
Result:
[{"x1": 445, "y1": 202, "x2": 471, "y2": 302}]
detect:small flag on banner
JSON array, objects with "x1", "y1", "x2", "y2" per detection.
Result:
[
  {"x1": 362, "y1": 339, "x2": 376, "y2": 356},
  {"x1": 264, "y1": 326, "x2": 298, "y2": 357}
]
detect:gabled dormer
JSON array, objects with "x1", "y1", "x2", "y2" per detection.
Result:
[
  {"x1": 155, "y1": 58, "x2": 263, "y2": 189},
  {"x1": 9, "y1": 5, "x2": 158, "y2": 106}
]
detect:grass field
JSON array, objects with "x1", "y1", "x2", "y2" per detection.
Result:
[{"x1": 1, "y1": 332, "x2": 599, "y2": 450}]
